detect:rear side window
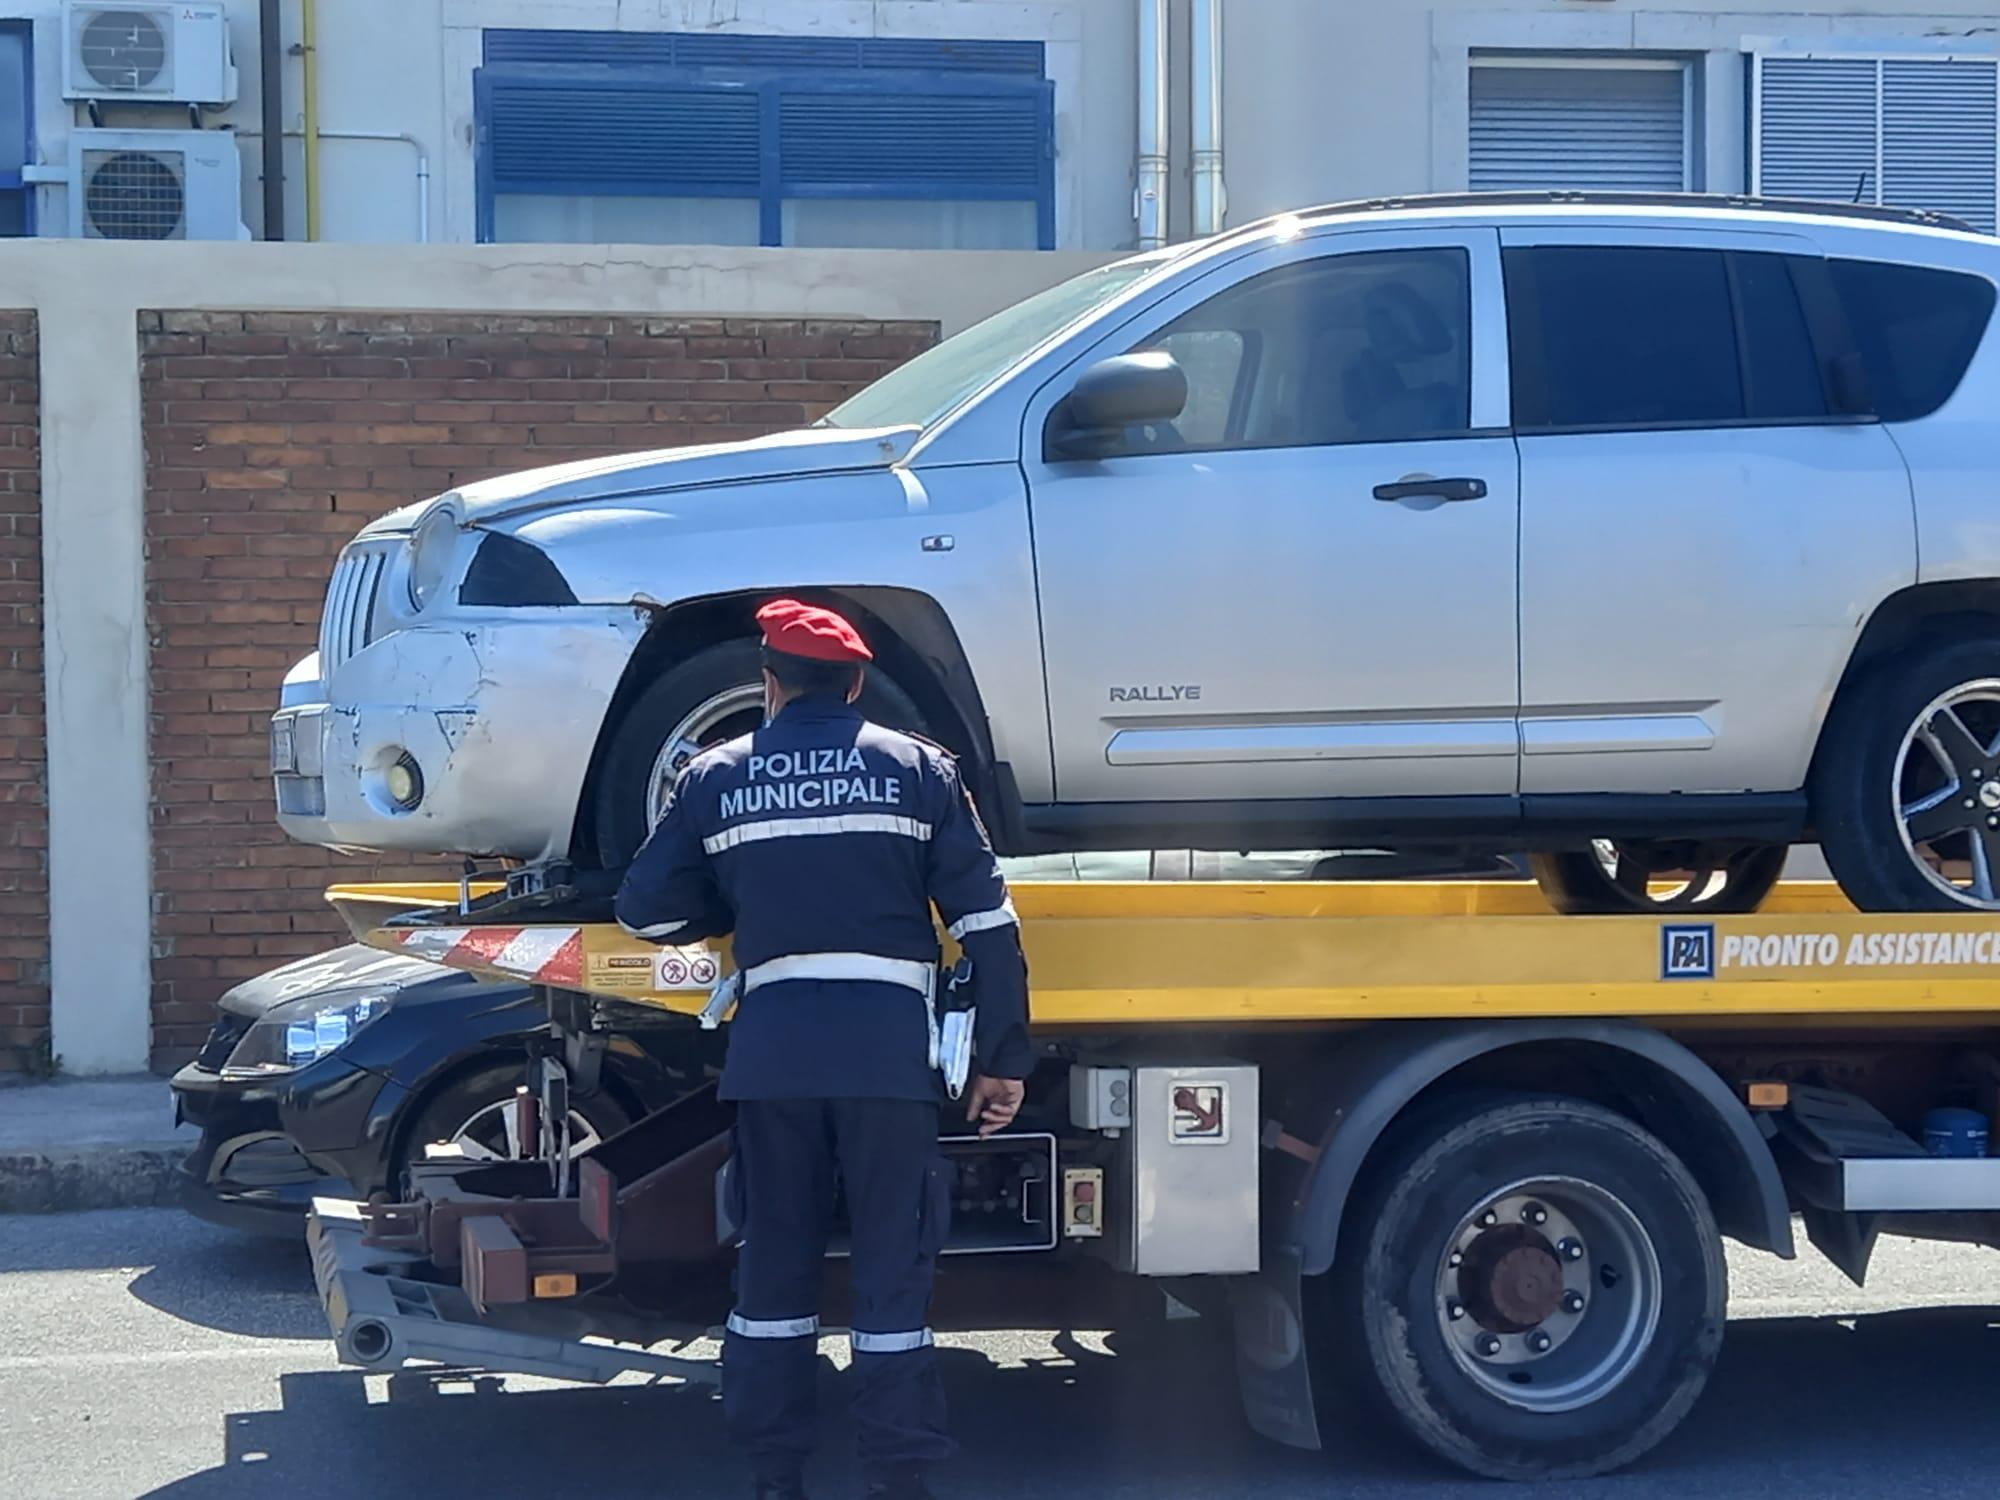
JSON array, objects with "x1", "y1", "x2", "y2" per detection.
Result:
[
  {"x1": 1505, "y1": 246, "x2": 1833, "y2": 431},
  {"x1": 1831, "y1": 259, "x2": 1996, "y2": 421}
]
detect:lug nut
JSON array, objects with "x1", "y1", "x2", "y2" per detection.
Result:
[
  {"x1": 1968, "y1": 799, "x2": 1980, "y2": 810},
  {"x1": 1522, "y1": 1202, "x2": 1548, "y2": 1225},
  {"x1": 1478, "y1": 1210, "x2": 1498, "y2": 1228},
  {"x1": 1446, "y1": 1298, "x2": 1465, "y2": 1321},
  {"x1": 1562, "y1": 1290, "x2": 1586, "y2": 1314},
  {"x1": 1447, "y1": 1250, "x2": 1463, "y2": 1269},
  {"x1": 1474, "y1": 1333, "x2": 1501, "y2": 1358},
  {"x1": 1527, "y1": 1330, "x2": 1553, "y2": 1354},
  {"x1": 1559, "y1": 1237, "x2": 1584, "y2": 1261}
]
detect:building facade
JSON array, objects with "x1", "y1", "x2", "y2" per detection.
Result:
[{"x1": 8, "y1": 2, "x2": 2000, "y2": 252}]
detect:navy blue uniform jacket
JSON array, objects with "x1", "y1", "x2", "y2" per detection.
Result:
[{"x1": 614, "y1": 694, "x2": 1033, "y2": 1102}]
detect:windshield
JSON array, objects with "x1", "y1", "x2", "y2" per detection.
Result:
[{"x1": 821, "y1": 255, "x2": 1168, "y2": 431}]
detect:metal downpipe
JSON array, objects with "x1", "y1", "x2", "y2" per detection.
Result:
[
  {"x1": 1191, "y1": 0, "x2": 1226, "y2": 236},
  {"x1": 1135, "y1": 0, "x2": 1170, "y2": 248}
]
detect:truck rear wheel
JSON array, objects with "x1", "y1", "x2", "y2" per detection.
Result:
[{"x1": 1333, "y1": 1096, "x2": 1724, "y2": 1479}]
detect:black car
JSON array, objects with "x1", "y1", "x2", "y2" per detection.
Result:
[{"x1": 171, "y1": 943, "x2": 715, "y2": 1233}]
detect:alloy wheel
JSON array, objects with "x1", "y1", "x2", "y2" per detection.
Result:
[
  {"x1": 1894, "y1": 680, "x2": 2000, "y2": 909},
  {"x1": 643, "y1": 683, "x2": 766, "y2": 829}
]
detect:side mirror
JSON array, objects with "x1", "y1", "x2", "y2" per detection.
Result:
[
  {"x1": 1827, "y1": 349, "x2": 1875, "y2": 418},
  {"x1": 1045, "y1": 352, "x2": 1189, "y2": 460}
]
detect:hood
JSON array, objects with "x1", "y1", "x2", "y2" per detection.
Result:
[
  {"x1": 216, "y1": 944, "x2": 451, "y2": 1018},
  {"x1": 359, "y1": 424, "x2": 922, "y2": 538}
]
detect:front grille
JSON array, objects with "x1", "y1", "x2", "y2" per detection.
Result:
[
  {"x1": 194, "y1": 1012, "x2": 254, "y2": 1072},
  {"x1": 318, "y1": 543, "x2": 394, "y2": 674}
]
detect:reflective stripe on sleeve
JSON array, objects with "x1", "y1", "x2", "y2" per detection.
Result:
[
  {"x1": 851, "y1": 1328, "x2": 935, "y2": 1354},
  {"x1": 618, "y1": 917, "x2": 687, "y2": 940},
  {"x1": 703, "y1": 813, "x2": 933, "y2": 855},
  {"x1": 727, "y1": 1312, "x2": 820, "y2": 1340},
  {"x1": 945, "y1": 899, "x2": 1018, "y2": 942}
]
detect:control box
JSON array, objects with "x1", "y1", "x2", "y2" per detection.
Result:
[{"x1": 1100, "y1": 1062, "x2": 1260, "y2": 1276}]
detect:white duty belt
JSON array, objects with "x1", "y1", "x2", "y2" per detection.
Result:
[{"x1": 697, "y1": 950, "x2": 958, "y2": 1091}]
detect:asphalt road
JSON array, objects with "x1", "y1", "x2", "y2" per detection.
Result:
[{"x1": 2, "y1": 1209, "x2": 1999, "y2": 1500}]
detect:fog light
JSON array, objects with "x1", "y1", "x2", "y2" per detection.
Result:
[{"x1": 386, "y1": 753, "x2": 424, "y2": 810}]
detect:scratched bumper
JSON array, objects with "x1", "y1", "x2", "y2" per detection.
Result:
[{"x1": 273, "y1": 609, "x2": 646, "y2": 860}]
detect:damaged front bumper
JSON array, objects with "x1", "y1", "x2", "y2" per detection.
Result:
[{"x1": 272, "y1": 608, "x2": 647, "y2": 859}]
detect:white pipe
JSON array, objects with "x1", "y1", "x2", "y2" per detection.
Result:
[
  {"x1": 1135, "y1": 0, "x2": 1170, "y2": 248},
  {"x1": 230, "y1": 128, "x2": 431, "y2": 242},
  {"x1": 1191, "y1": 0, "x2": 1226, "y2": 235}
]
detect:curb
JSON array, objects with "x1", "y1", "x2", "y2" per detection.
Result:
[{"x1": 0, "y1": 1143, "x2": 190, "y2": 1214}]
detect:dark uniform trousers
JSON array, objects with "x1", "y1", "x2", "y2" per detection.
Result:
[
  {"x1": 615, "y1": 693, "x2": 1032, "y2": 1487},
  {"x1": 728, "y1": 1098, "x2": 954, "y2": 1483}
]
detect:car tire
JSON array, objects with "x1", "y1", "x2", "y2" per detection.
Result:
[
  {"x1": 589, "y1": 639, "x2": 927, "y2": 867},
  {"x1": 1812, "y1": 632, "x2": 2000, "y2": 911},
  {"x1": 1528, "y1": 841, "x2": 1787, "y2": 915},
  {"x1": 395, "y1": 1062, "x2": 632, "y2": 1191},
  {"x1": 1329, "y1": 1095, "x2": 1724, "y2": 1480}
]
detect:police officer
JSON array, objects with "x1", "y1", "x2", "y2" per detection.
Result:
[{"x1": 616, "y1": 598, "x2": 1032, "y2": 1500}]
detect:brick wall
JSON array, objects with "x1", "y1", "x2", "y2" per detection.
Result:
[
  {"x1": 0, "y1": 314, "x2": 45, "y2": 1073},
  {"x1": 141, "y1": 310, "x2": 935, "y2": 1066}
]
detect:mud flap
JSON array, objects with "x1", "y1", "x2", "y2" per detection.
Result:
[{"x1": 1230, "y1": 1247, "x2": 1321, "y2": 1451}]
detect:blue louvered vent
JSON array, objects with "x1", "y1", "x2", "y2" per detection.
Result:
[
  {"x1": 486, "y1": 80, "x2": 760, "y2": 191},
  {"x1": 483, "y1": 29, "x2": 1044, "y2": 76},
  {"x1": 779, "y1": 91, "x2": 1045, "y2": 189}
]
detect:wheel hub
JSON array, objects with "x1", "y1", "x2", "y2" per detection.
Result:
[{"x1": 1435, "y1": 1179, "x2": 1663, "y2": 1413}]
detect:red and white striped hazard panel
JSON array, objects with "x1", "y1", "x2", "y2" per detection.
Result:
[{"x1": 392, "y1": 926, "x2": 585, "y2": 989}]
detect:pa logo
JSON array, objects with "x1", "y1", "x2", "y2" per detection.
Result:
[{"x1": 1661, "y1": 924, "x2": 1715, "y2": 980}]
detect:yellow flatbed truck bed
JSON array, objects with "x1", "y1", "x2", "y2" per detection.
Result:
[
  {"x1": 309, "y1": 878, "x2": 2000, "y2": 1482},
  {"x1": 330, "y1": 878, "x2": 2000, "y2": 1025}
]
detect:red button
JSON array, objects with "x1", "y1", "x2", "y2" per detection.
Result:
[{"x1": 1074, "y1": 1181, "x2": 1096, "y2": 1204}]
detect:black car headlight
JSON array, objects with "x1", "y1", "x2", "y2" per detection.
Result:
[{"x1": 223, "y1": 989, "x2": 394, "y2": 1074}]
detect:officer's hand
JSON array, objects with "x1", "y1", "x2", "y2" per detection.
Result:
[{"x1": 965, "y1": 1076, "x2": 1025, "y2": 1137}]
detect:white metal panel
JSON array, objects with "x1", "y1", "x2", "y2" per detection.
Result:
[
  {"x1": 1754, "y1": 55, "x2": 1880, "y2": 205},
  {"x1": 1470, "y1": 64, "x2": 1689, "y2": 193},
  {"x1": 1755, "y1": 52, "x2": 1999, "y2": 233},
  {"x1": 1884, "y1": 59, "x2": 1998, "y2": 234}
]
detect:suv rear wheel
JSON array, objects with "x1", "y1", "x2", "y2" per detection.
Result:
[
  {"x1": 589, "y1": 639, "x2": 927, "y2": 867},
  {"x1": 1814, "y1": 633, "x2": 2000, "y2": 910},
  {"x1": 1529, "y1": 840, "x2": 1786, "y2": 915}
]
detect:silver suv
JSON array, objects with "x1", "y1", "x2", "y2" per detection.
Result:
[{"x1": 273, "y1": 192, "x2": 2000, "y2": 915}]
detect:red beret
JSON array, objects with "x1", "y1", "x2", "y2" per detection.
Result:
[{"x1": 756, "y1": 598, "x2": 873, "y2": 664}]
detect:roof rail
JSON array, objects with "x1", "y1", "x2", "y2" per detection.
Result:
[{"x1": 1227, "y1": 190, "x2": 1979, "y2": 240}]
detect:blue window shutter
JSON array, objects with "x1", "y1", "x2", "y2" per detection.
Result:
[
  {"x1": 482, "y1": 72, "x2": 761, "y2": 195},
  {"x1": 778, "y1": 85, "x2": 1048, "y2": 193},
  {"x1": 483, "y1": 29, "x2": 1043, "y2": 77}
]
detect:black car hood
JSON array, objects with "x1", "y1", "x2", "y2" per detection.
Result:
[{"x1": 217, "y1": 943, "x2": 504, "y2": 1018}]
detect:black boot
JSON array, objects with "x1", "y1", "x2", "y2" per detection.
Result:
[{"x1": 863, "y1": 1471, "x2": 935, "y2": 1499}]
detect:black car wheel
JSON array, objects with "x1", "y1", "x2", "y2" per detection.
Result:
[
  {"x1": 1814, "y1": 633, "x2": 2000, "y2": 910},
  {"x1": 589, "y1": 639, "x2": 927, "y2": 867},
  {"x1": 1529, "y1": 840, "x2": 1787, "y2": 914},
  {"x1": 396, "y1": 1062, "x2": 631, "y2": 1189},
  {"x1": 1330, "y1": 1095, "x2": 1724, "y2": 1479}
]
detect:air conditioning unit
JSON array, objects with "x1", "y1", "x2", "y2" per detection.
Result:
[
  {"x1": 66, "y1": 129, "x2": 247, "y2": 241},
  {"x1": 62, "y1": 2, "x2": 239, "y2": 105}
]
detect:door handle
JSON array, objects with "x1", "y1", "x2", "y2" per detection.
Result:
[{"x1": 1372, "y1": 476, "x2": 1487, "y2": 503}]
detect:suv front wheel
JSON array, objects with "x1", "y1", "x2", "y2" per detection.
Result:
[
  {"x1": 1814, "y1": 634, "x2": 2000, "y2": 911},
  {"x1": 589, "y1": 639, "x2": 928, "y2": 867}
]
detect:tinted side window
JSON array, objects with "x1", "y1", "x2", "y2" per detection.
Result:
[
  {"x1": 1729, "y1": 253, "x2": 1828, "y2": 422},
  {"x1": 1120, "y1": 248, "x2": 1471, "y2": 455},
  {"x1": 1831, "y1": 259, "x2": 1996, "y2": 421},
  {"x1": 1506, "y1": 247, "x2": 1743, "y2": 429}
]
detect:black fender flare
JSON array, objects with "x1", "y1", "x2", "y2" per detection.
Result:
[{"x1": 1286, "y1": 1018, "x2": 1794, "y2": 1276}]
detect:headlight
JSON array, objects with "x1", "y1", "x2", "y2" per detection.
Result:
[
  {"x1": 223, "y1": 990, "x2": 393, "y2": 1074},
  {"x1": 406, "y1": 507, "x2": 459, "y2": 612}
]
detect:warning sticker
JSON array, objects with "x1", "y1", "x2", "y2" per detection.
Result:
[
  {"x1": 1170, "y1": 1082, "x2": 1228, "y2": 1145},
  {"x1": 652, "y1": 948, "x2": 720, "y2": 992},
  {"x1": 584, "y1": 952, "x2": 655, "y2": 995}
]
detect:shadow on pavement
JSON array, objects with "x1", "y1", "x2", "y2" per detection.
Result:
[{"x1": 137, "y1": 1306, "x2": 2000, "y2": 1499}]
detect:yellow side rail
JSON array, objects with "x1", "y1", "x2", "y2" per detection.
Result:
[{"x1": 326, "y1": 880, "x2": 2000, "y2": 1028}]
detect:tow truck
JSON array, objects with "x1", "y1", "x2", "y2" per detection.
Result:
[{"x1": 307, "y1": 874, "x2": 2000, "y2": 1480}]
